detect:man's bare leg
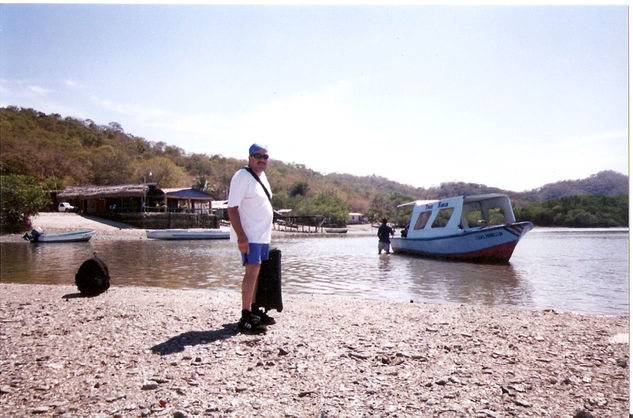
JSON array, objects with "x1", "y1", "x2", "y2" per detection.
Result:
[{"x1": 242, "y1": 263, "x2": 261, "y2": 311}]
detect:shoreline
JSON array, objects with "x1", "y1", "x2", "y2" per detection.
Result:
[
  {"x1": 1, "y1": 212, "x2": 627, "y2": 243},
  {"x1": 0, "y1": 283, "x2": 628, "y2": 416},
  {"x1": 0, "y1": 212, "x2": 376, "y2": 242}
]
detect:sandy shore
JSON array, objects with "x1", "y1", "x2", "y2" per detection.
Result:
[
  {"x1": 0, "y1": 212, "x2": 147, "y2": 242},
  {"x1": 0, "y1": 284, "x2": 628, "y2": 417},
  {"x1": 0, "y1": 212, "x2": 375, "y2": 242}
]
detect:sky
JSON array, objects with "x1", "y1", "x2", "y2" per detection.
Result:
[{"x1": 0, "y1": 3, "x2": 628, "y2": 191}]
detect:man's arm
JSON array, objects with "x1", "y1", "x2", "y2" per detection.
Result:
[{"x1": 227, "y1": 206, "x2": 249, "y2": 254}]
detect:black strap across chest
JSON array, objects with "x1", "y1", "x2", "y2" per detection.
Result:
[{"x1": 243, "y1": 166, "x2": 271, "y2": 202}]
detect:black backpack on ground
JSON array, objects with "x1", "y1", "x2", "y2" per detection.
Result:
[{"x1": 75, "y1": 256, "x2": 110, "y2": 296}]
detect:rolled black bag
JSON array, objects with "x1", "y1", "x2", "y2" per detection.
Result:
[
  {"x1": 253, "y1": 247, "x2": 283, "y2": 313},
  {"x1": 75, "y1": 255, "x2": 110, "y2": 296}
]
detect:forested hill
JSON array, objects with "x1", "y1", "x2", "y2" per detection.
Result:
[
  {"x1": 322, "y1": 170, "x2": 628, "y2": 207},
  {"x1": 527, "y1": 171, "x2": 629, "y2": 200},
  {"x1": 0, "y1": 106, "x2": 628, "y2": 218}
]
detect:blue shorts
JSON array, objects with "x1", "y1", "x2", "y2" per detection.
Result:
[{"x1": 241, "y1": 243, "x2": 270, "y2": 266}]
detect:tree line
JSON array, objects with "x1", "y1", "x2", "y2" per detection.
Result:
[
  {"x1": 0, "y1": 106, "x2": 628, "y2": 232},
  {"x1": 514, "y1": 195, "x2": 628, "y2": 228}
]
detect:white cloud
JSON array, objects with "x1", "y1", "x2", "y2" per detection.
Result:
[
  {"x1": 64, "y1": 79, "x2": 80, "y2": 88},
  {"x1": 27, "y1": 85, "x2": 52, "y2": 95},
  {"x1": 89, "y1": 94, "x2": 235, "y2": 151},
  {"x1": 88, "y1": 81, "x2": 372, "y2": 163},
  {"x1": 90, "y1": 96, "x2": 168, "y2": 118},
  {"x1": 241, "y1": 82, "x2": 389, "y2": 167},
  {"x1": 0, "y1": 79, "x2": 85, "y2": 118}
]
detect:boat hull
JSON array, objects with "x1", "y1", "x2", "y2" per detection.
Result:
[
  {"x1": 24, "y1": 230, "x2": 95, "y2": 243},
  {"x1": 146, "y1": 229, "x2": 230, "y2": 240},
  {"x1": 391, "y1": 222, "x2": 533, "y2": 264},
  {"x1": 325, "y1": 228, "x2": 348, "y2": 234}
]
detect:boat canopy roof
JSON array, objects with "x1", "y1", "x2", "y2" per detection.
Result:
[
  {"x1": 398, "y1": 193, "x2": 511, "y2": 208},
  {"x1": 463, "y1": 193, "x2": 510, "y2": 203},
  {"x1": 397, "y1": 200, "x2": 435, "y2": 208}
]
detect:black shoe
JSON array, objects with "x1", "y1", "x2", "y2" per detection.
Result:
[
  {"x1": 252, "y1": 306, "x2": 276, "y2": 325},
  {"x1": 238, "y1": 310, "x2": 267, "y2": 333}
]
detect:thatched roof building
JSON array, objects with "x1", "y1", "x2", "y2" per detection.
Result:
[
  {"x1": 57, "y1": 184, "x2": 215, "y2": 215},
  {"x1": 58, "y1": 184, "x2": 150, "y2": 199}
]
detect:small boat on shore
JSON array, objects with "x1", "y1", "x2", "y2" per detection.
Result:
[
  {"x1": 325, "y1": 227, "x2": 348, "y2": 234},
  {"x1": 146, "y1": 228, "x2": 230, "y2": 240},
  {"x1": 23, "y1": 228, "x2": 95, "y2": 243},
  {"x1": 391, "y1": 194, "x2": 533, "y2": 264}
]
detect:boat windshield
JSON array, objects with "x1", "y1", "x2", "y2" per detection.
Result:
[{"x1": 462, "y1": 197, "x2": 515, "y2": 227}]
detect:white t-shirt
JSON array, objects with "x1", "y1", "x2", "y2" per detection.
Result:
[{"x1": 227, "y1": 168, "x2": 273, "y2": 244}]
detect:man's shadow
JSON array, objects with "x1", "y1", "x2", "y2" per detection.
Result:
[
  {"x1": 62, "y1": 293, "x2": 242, "y2": 355},
  {"x1": 150, "y1": 324, "x2": 239, "y2": 355}
]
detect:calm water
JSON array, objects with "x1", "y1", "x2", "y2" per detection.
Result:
[{"x1": 1, "y1": 229, "x2": 628, "y2": 315}]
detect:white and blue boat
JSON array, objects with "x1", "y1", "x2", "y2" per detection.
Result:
[
  {"x1": 23, "y1": 228, "x2": 95, "y2": 243},
  {"x1": 391, "y1": 194, "x2": 533, "y2": 263},
  {"x1": 146, "y1": 228, "x2": 230, "y2": 240}
]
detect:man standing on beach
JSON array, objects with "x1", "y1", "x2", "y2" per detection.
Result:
[
  {"x1": 377, "y1": 218, "x2": 394, "y2": 254},
  {"x1": 227, "y1": 143, "x2": 275, "y2": 333}
]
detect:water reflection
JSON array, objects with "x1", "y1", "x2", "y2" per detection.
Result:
[
  {"x1": 212, "y1": 236, "x2": 533, "y2": 309},
  {"x1": 1, "y1": 229, "x2": 628, "y2": 315},
  {"x1": 398, "y1": 256, "x2": 531, "y2": 308},
  {"x1": 2, "y1": 242, "x2": 95, "y2": 285},
  {"x1": 510, "y1": 229, "x2": 629, "y2": 315},
  {"x1": 94, "y1": 240, "x2": 244, "y2": 290}
]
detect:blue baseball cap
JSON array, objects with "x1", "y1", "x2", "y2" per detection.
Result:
[{"x1": 249, "y1": 143, "x2": 268, "y2": 155}]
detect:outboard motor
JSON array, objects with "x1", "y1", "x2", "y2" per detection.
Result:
[
  {"x1": 75, "y1": 253, "x2": 110, "y2": 296},
  {"x1": 22, "y1": 227, "x2": 43, "y2": 242}
]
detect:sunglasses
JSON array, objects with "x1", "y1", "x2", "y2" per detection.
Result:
[{"x1": 251, "y1": 153, "x2": 269, "y2": 160}]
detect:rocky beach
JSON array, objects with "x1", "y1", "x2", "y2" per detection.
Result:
[{"x1": 0, "y1": 213, "x2": 629, "y2": 417}]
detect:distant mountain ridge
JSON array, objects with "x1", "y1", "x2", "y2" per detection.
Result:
[
  {"x1": 527, "y1": 170, "x2": 629, "y2": 200},
  {"x1": 331, "y1": 170, "x2": 628, "y2": 206}
]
